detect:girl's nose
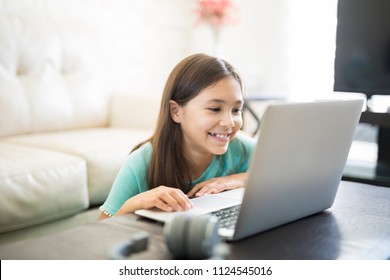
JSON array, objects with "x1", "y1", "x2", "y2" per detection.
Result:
[{"x1": 219, "y1": 113, "x2": 235, "y2": 128}]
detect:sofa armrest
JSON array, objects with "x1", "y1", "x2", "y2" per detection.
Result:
[{"x1": 109, "y1": 94, "x2": 160, "y2": 130}]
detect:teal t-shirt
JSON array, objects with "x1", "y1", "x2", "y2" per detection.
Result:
[{"x1": 101, "y1": 132, "x2": 257, "y2": 215}]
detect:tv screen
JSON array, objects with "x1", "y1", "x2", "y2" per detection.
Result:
[{"x1": 334, "y1": 0, "x2": 390, "y2": 100}]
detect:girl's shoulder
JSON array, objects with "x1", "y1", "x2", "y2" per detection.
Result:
[
  {"x1": 125, "y1": 141, "x2": 153, "y2": 167},
  {"x1": 130, "y1": 141, "x2": 152, "y2": 156}
]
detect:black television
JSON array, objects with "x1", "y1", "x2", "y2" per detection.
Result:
[{"x1": 334, "y1": 0, "x2": 390, "y2": 100}]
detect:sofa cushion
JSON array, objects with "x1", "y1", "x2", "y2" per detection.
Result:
[
  {"x1": 0, "y1": 143, "x2": 88, "y2": 233},
  {"x1": 0, "y1": 14, "x2": 108, "y2": 138},
  {"x1": 3, "y1": 128, "x2": 153, "y2": 205}
]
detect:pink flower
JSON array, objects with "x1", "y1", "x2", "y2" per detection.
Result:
[{"x1": 194, "y1": 0, "x2": 238, "y2": 27}]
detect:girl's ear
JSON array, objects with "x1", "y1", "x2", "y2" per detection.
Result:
[{"x1": 169, "y1": 100, "x2": 182, "y2": 123}]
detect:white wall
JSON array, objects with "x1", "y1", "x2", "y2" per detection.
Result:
[
  {"x1": 190, "y1": 0, "x2": 338, "y2": 100},
  {"x1": 0, "y1": 0, "x2": 338, "y2": 100}
]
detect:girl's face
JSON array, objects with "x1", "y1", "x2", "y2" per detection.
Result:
[{"x1": 170, "y1": 76, "x2": 243, "y2": 160}]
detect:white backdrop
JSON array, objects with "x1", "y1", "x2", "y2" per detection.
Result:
[{"x1": 0, "y1": 0, "x2": 338, "y2": 100}]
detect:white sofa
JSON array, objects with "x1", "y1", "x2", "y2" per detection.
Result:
[{"x1": 0, "y1": 14, "x2": 159, "y2": 233}]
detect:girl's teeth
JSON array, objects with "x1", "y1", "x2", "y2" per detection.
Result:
[{"x1": 210, "y1": 133, "x2": 228, "y2": 139}]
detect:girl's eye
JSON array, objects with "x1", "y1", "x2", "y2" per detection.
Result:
[
  {"x1": 208, "y1": 107, "x2": 221, "y2": 112},
  {"x1": 233, "y1": 108, "x2": 243, "y2": 114}
]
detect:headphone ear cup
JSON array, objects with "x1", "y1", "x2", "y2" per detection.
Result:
[
  {"x1": 164, "y1": 214, "x2": 220, "y2": 259},
  {"x1": 187, "y1": 214, "x2": 220, "y2": 259},
  {"x1": 164, "y1": 214, "x2": 190, "y2": 258}
]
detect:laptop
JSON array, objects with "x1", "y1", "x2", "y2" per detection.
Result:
[{"x1": 135, "y1": 99, "x2": 364, "y2": 241}]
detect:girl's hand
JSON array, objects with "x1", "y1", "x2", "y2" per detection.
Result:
[
  {"x1": 116, "y1": 186, "x2": 193, "y2": 215},
  {"x1": 187, "y1": 173, "x2": 248, "y2": 198}
]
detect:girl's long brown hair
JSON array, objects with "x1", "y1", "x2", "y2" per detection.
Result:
[{"x1": 132, "y1": 53, "x2": 243, "y2": 191}]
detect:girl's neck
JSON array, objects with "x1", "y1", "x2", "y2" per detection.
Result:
[{"x1": 186, "y1": 151, "x2": 214, "y2": 181}]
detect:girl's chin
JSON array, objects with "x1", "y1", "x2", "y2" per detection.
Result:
[{"x1": 211, "y1": 146, "x2": 229, "y2": 155}]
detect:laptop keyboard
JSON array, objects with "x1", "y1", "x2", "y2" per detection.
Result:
[{"x1": 211, "y1": 205, "x2": 241, "y2": 229}]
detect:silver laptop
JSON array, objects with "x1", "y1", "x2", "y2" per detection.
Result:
[{"x1": 135, "y1": 99, "x2": 364, "y2": 241}]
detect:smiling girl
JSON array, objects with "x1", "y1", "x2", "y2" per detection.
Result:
[{"x1": 99, "y1": 53, "x2": 256, "y2": 219}]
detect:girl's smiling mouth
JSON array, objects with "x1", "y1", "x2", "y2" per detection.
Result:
[{"x1": 208, "y1": 132, "x2": 231, "y2": 141}]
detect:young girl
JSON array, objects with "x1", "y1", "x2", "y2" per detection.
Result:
[{"x1": 99, "y1": 53, "x2": 256, "y2": 220}]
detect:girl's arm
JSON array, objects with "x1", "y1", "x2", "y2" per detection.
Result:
[
  {"x1": 187, "y1": 172, "x2": 248, "y2": 198},
  {"x1": 100, "y1": 186, "x2": 193, "y2": 220},
  {"x1": 99, "y1": 174, "x2": 246, "y2": 220}
]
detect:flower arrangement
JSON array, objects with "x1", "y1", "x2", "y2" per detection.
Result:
[
  {"x1": 193, "y1": 0, "x2": 239, "y2": 56},
  {"x1": 193, "y1": 0, "x2": 238, "y2": 27}
]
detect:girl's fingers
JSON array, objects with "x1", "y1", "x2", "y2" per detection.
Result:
[
  {"x1": 171, "y1": 190, "x2": 193, "y2": 210},
  {"x1": 188, "y1": 180, "x2": 218, "y2": 197},
  {"x1": 197, "y1": 182, "x2": 224, "y2": 196},
  {"x1": 155, "y1": 187, "x2": 193, "y2": 211},
  {"x1": 187, "y1": 183, "x2": 204, "y2": 197},
  {"x1": 153, "y1": 198, "x2": 174, "y2": 212}
]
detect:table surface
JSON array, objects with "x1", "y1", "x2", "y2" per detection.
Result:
[
  {"x1": 359, "y1": 111, "x2": 390, "y2": 128},
  {"x1": 1, "y1": 181, "x2": 390, "y2": 260}
]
